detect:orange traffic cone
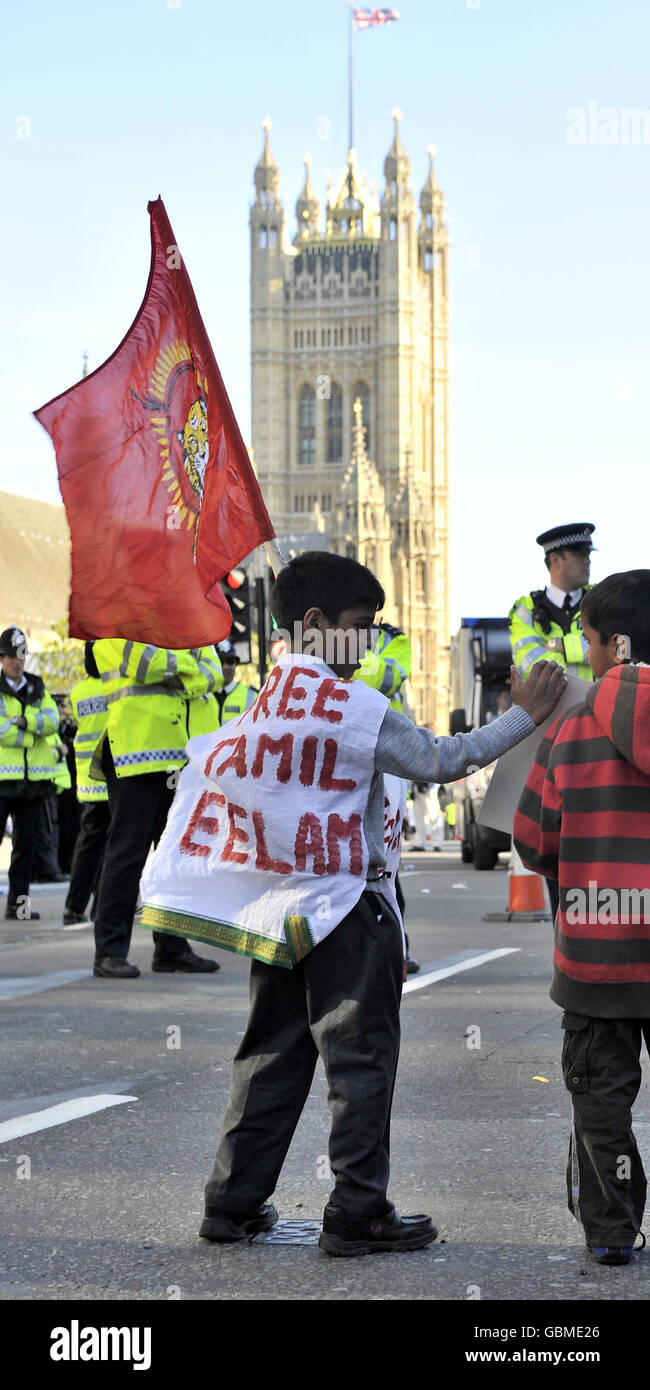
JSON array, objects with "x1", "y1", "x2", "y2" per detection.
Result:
[
  {"x1": 483, "y1": 847, "x2": 551, "y2": 922},
  {"x1": 507, "y1": 847, "x2": 547, "y2": 913}
]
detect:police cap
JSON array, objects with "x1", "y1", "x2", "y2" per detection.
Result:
[
  {"x1": 0, "y1": 626, "x2": 28, "y2": 657},
  {"x1": 536, "y1": 523, "x2": 596, "y2": 555},
  {"x1": 217, "y1": 643, "x2": 238, "y2": 663}
]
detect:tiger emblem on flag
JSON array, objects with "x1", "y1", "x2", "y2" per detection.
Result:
[{"x1": 131, "y1": 337, "x2": 211, "y2": 545}]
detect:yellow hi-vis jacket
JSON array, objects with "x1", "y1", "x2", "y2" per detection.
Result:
[
  {"x1": 509, "y1": 589, "x2": 594, "y2": 681},
  {"x1": 48, "y1": 733, "x2": 72, "y2": 793},
  {"x1": 0, "y1": 674, "x2": 60, "y2": 785},
  {"x1": 70, "y1": 676, "x2": 109, "y2": 802},
  {"x1": 217, "y1": 680, "x2": 257, "y2": 726},
  {"x1": 91, "y1": 641, "x2": 223, "y2": 780},
  {"x1": 352, "y1": 623, "x2": 412, "y2": 712}
]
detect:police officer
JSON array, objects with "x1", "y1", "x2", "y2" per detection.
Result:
[
  {"x1": 63, "y1": 642, "x2": 111, "y2": 926},
  {"x1": 352, "y1": 621, "x2": 411, "y2": 711},
  {"x1": 509, "y1": 523, "x2": 596, "y2": 682},
  {"x1": 91, "y1": 639, "x2": 223, "y2": 978},
  {"x1": 214, "y1": 644, "x2": 257, "y2": 727},
  {"x1": 0, "y1": 626, "x2": 60, "y2": 920}
]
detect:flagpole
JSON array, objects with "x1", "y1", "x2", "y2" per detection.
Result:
[{"x1": 348, "y1": 1, "x2": 354, "y2": 156}]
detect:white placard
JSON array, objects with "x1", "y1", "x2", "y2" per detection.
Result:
[{"x1": 477, "y1": 674, "x2": 592, "y2": 836}]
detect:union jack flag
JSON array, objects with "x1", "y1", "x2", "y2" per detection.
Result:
[{"x1": 353, "y1": 7, "x2": 401, "y2": 29}]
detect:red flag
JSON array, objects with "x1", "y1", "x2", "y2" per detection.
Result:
[{"x1": 34, "y1": 198, "x2": 275, "y2": 648}]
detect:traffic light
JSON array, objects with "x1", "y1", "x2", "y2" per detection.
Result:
[{"x1": 223, "y1": 568, "x2": 252, "y2": 664}]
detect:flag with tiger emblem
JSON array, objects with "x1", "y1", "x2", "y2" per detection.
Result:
[{"x1": 34, "y1": 198, "x2": 274, "y2": 648}]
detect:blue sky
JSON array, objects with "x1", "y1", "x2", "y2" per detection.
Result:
[{"x1": 1, "y1": 0, "x2": 648, "y2": 625}]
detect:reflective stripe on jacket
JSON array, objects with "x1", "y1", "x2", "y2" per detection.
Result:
[
  {"x1": 71, "y1": 677, "x2": 109, "y2": 802},
  {"x1": 509, "y1": 591, "x2": 594, "y2": 682},
  {"x1": 92, "y1": 640, "x2": 223, "y2": 779}
]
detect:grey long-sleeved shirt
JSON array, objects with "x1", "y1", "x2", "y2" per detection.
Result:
[{"x1": 365, "y1": 704, "x2": 535, "y2": 880}]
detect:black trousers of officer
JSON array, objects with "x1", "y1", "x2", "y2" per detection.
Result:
[
  {"x1": 562, "y1": 1012, "x2": 650, "y2": 1247},
  {"x1": 0, "y1": 792, "x2": 46, "y2": 911},
  {"x1": 65, "y1": 801, "x2": 111, "y2": 918},
  {"x1": 31, "y1": 790, "x2": 61, "y2": 879},
  {"x1": 205, "y1": 890, "x2": 404, "y2": 1219},
  {"x1": 93, "y1": 747, "x2": 189, "y2": 962}
]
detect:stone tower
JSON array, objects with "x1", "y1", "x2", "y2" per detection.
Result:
[{"x1": 250, "y1": 112, "x2": 450, "y2": 728}]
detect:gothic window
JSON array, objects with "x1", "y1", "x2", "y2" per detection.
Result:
[
  {"x1": 351, "y1": 380, "x2": 371, "y2": 456},
  {"x1": 298, "y1": 386, "x2": 316, "y2": 466},
  {"x1": 346, "y1": 543, "x2": 357, "y2": 560},
  {"x1": 415, "y1": 559, "x2": 426, "y2": 600},
  {"x1": 268, "y1": 227, "x2": 277, "y2": 248},
  {"x1": 322, "y1": 493, "x2": 332, "y2": 512},
  {"x1": 326, "y1": 383, "x2": 343, "y2": 463},
  {"x1": 425, "y1": 211, "x2": 433, "y2": 229},
  {"x1": 424, "y1": 249, "x2": 433, "y2": 271},
  {"x1": 389, "y1": 219, "x2": 397, "y2": 241},
  {"x1": 259, "y1": 226, "x2": 267, "y2": 248}
]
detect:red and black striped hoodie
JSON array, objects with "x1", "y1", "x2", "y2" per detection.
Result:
[{"x1": 514, "y1": 665, "x2": 650, "y2": 1017}]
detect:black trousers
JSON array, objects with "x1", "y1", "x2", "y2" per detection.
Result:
[
  {"x1": 93, "y1": 751, "x2": 188, "y2": 962},
  {"x1": 562, "y1": 1012, "x2": 650, "y2": 1246},
  {"x1": 0, "y1": 793, "x2": 45, "y2": 910},
  {"x1": 65, "y1": 801, "x2": 111, "y2": 917},
  {"x1": 31, "y1": 791, "x2": 60, "y2": 878},
  {"x1": 205, "y1": 890, "x2": 404, "y2": 1219}
]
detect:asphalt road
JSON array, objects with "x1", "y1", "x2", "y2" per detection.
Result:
[{"x1": 1, "y1": 845, "x2": 650, "y2": 1304}]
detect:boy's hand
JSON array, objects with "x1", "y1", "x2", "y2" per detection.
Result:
[{"x1": 510, "y1": 661, "x2": 567, "y2": 726}]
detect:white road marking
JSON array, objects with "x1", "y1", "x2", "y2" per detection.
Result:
[
  {"x1": 403, "y1": 947, "x2": 520, "y2": 995},
  {"x1": 0, "y1": 970, "x2": 92, "y2": 1000},
  {"x1": 0, "y1": 1094, "x2": 137, "y2": 1143}
]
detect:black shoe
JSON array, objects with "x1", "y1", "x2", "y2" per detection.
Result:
[
  {"x1": 405, "y1": 956, "x2": 420, "y2": 975},
  {"x1": 93, "y1": 957, "x2": 140, "y2": 978},
  {"x1": 152, "y1": 949, "x2": 220, "y2": 973},
  {"x1": 199, "y1": 1201, "x2": 279, "y2": 1242},
  {"x1": 63, "y1": 910, "x2": 91, "y2": 925},
  {"x1": 319, "y1": 1205, "x2": 438, "y2": 1257},
  {"x1": 4, "y1": 906, "x2": 40, "y2": 921},
  {"x1": 34, "y1": 873, "x2": 70, "y2": 884},
  {"x1": 587, "y1": 1231, "x2": 645, "y2": 1266}
]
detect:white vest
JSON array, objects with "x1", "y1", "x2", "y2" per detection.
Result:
[{"x1": 141, "y1": 654, "x2": 390, "y2": 967}]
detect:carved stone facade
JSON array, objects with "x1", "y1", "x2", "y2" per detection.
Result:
[{"x1": 250, "y1": 112, "x2": 450, "y2": 727}]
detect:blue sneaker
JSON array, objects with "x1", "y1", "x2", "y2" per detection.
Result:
[{"x1": 587, "y1": 1232, "x2": 645, "y2": 1266}]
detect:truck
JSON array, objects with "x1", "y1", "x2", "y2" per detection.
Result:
[{"x1": 449, "y1": 617, "x2": 513, "y2": 870}]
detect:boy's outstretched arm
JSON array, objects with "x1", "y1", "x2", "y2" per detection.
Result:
[{"x1": 375, "y1": 659, "x2": 567, "y2": 783}]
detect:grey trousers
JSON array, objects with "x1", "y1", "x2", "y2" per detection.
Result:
[
  {"x1": 562, "y1": 1012, "x2": 650, "y2": 1246},
  {"x1": 205, "y1": 890, "x2": 404, "y2": 1219}
]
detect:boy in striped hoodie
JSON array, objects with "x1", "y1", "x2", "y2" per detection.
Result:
[{"x1": 514, "y1": 570, "x2": 650, "y2": 1266}]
